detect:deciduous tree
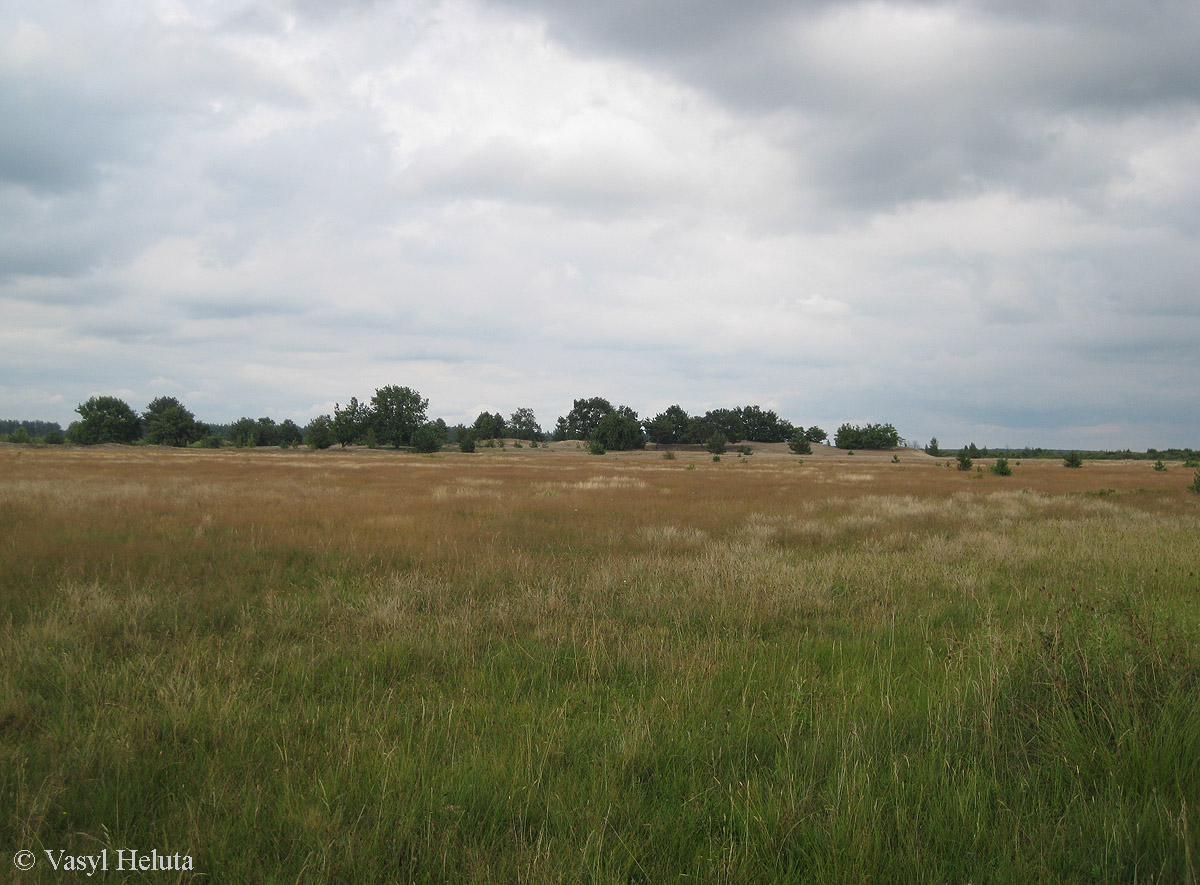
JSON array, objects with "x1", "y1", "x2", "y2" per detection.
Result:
[
  {"x1": 143, "y1": 396, "x2": 205, "y2": 447},
  {"x1": 370, "y1": 385, "x2": 428, "y2": 448},
  {"x1": 68, "y1": 396, "x2": 142, "y2": 445}
]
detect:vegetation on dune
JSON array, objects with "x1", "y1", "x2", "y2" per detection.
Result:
[{"x1": 1, "y1": 449, "x2": 1198, "y2": 881}]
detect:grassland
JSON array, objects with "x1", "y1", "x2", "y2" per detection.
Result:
[{"x1": 2, "y1": 444, "x2": 1199, "y2": 882}]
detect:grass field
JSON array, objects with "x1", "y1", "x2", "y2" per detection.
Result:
[{"x1": 2, "y1": 444, "x2": 1199, "y2": 882}]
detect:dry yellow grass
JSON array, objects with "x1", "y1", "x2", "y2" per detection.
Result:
[{"x1": 2, "y1": 445, "x2": 1199, "y2": 882}]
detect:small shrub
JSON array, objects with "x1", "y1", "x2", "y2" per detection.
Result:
[
  {"x1": 956, "y1": 450, "x2": 973, "y2": 471},
  {"x1": 1063, "y1": 452, "x2": 1084, "y2": 468},
  {"x1": 1183, "y1": 458, "x2": 1199, "y2": 468},
  {"x1": 738, "y1": 445, "x2": 753, "y2": 456},
  {"x1": 410, "y1": 424, "x2": 443, "y2": 454},
  {"x1": 991, "y1": 457, "x2": 1012, "y2": 476},
  {"x1": 8, "y1": 427, "x2": 31, "y2": 444},
  {"x1": 662, "y1": 451, "x2": 676, "y2": 460},
  {"x1": 588, "y1": 438, "x2": 606, "y2": 455},
  {"x1": 891, "y1": 454, "x2": 900, "y2": 463},
  {"x1": 1153, "y1": 459, "x2": 1166, "y2": 471},
  {"x1": 706, "y1": 432, "x2": 727, "y2": 455},
  {"x1": 788, "y1": 432, "x2": 812, "y2": 455},
  {"x1": 530, "y1": 440, "x2": 539, "y2": 448},
  {"x1": 199, "y1": 434, "x2": 223, "y2": 449},
  {"x1": 459, "y1": 436, "x2": 476, "y2": 453},
  {"x1": 1189, "y1": 470, "x2": 1200, "y2": 494},
  {"x1": 42, "y1": 428, "x2": 64, "y2": 445},
  {"x1": 712, "y1": 455, "x2": 720, "y2": 462},
  {"x1": 685, "y1": 463, "x2": 696, "y2": 470}
]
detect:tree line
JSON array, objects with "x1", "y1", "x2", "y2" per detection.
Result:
[{"x1": 3, "y1": 388, "x2": 915, "y2": 453}]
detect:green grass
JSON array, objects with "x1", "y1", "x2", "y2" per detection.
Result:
[{"x1": 2, "y1": 449, "x2": 1199, "y2": 882}]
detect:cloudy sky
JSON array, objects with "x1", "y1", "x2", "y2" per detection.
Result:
[{"x1": 3, "y1": 0, "x2": 1198, "y2": 448}]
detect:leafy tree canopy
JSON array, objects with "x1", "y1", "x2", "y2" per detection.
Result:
[
  {"x1": 143, "y1": 396, "x2": 206, "y2": 447},
  {"x1": 332, "y1": 397, "x2": 370, "y2": 447},
  {"x1": 508, "y1": 407, "x2": 542, "y2": 441},
  {"x1": 304, "y1": 415, "x2": 336, "y2": 450},
  {"x1": 473, "y1": 411, "x2": 507, "y2": 440},
  {"x1": 644, "y1": 405, "x2": 691, "y2": 446},
  {"x1": 739, "y1": 406, "x2": 794, "y2": 443},
  {"x1": 561, "y1": 397, "x2": 614, "y2": 440},
  {"x1": 68, "y1": 396, "x2": 142, "y2": 445},
  {"x1": 370, "y1": 385, "x2": 428, "y2": 448},
  {"x1": 834, "y1": 422, "x2": 900, "y2": 450},
  {"x1": 411, "y1": 422, "x2": 445, "y2": 453},
  {"x1": 592, "y1": 409, "x2": 645, "y2": 451}
]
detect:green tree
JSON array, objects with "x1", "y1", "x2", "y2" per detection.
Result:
[
  {"x1": 332, "y1": 397, "x2": 370, "y2": 447},
  {"x1": 411, "y1": 422, "x2": 444, "y2": 453},
  {"x1": 561, "y1": 397, "x2": 614, "y2": 440},
  {"x1": 370, "y1": 385, "x2": 428, "y2": 448},
  {"x1": 956, "y1": 450, "x2": 973, "y2": 471},
  {"x1": 68, "y1": 396, "x2": 142, "y2": 445},
  {"x1": 508, "y1": 407, "x2": 542, "y2": 441},
  {"x1": 8, "y1": 426, "x2": 31, "y2": 444},
  {"x1": 278, "y1": 419, "x2": 303, "y2": 448},
  {"x1": 473, "y1": 411, "x2": 507, "y2": 440},
  {"x1": 835, "y1": 422, "x2": 900, "y2": 450},
  {"x1": 706, "y1": 432, "x2": 727, "y2": 455},
  {"x1": 925, "y1": 437, "x2": 940, "y2": 457},
  {"x1": 697, "y1": 408, "x2": 745, "y2": 445},
  {"x1": 592, "y1": 410, "x2": 645, "y2": 451},
  {"x1": 1063, "y1": 452, "x2": 1084, "y2": 468},
  {"x1": 304, "y1": 415, "x2": 336, "y2": 450},
  {"x1": 143, "y1": 396, "x2": 205, "y2": 447},
  {"x1": 788, "y1": 431, "x2": 812, "y2": 455},
  {"x1": 991, "y1": 457, "x2": 1012, "y2": 476},
  {"x1": 740, "y1": 406, "x2": 793, "y2": 443},
  {"x1": 644, "y1": 405, "x2": 691, "y2": 447},
  {"x1": 43, "y1": 427, "x2": 64, "y2": 445},
  {"x1": 254, "y1": 417, "x2": 281, "y2": 447},
  {"x1": 804, "y1": 426, "x2": 828, "y2": 445},
  {"x1": 229, "y1": 418, "x2": 259, "y2": 448}
]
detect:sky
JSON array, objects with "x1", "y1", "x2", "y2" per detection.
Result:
[{"x1": 2, "y1": 0, "x2": 1198, "y2": 449}]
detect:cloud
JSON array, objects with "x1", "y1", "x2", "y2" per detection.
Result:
[{"x1": 0, "y1": 0, "x2": 1197, "y2": 447}]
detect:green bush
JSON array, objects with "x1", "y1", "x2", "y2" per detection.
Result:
[
  {"x1": 8, "y1": 426, "x2": 31, "y2": 444},
  {"x1": 588, "y1": 438, "x2": 606, "y2": 455},
  {"x1": 410, "y1": 423, "x2": 444, "y2": 453},
  {"x1": 42, "y1": 427, "x2": 64, "y2": 445},
  {"x1": 1153, "y1": 459, "x2": 1166, "y2": 471},
  {"x1": 1189, "y1": 470, "x2": 1200, "y2": 494},
  {"x1": 956, "y1": 450, "x2": 973, "y2": 471},
  {"x1": 738, "y1": 445, "x2": 753, "y2": 456},
  {"x1": 303, "y1": 416, "x2": 335, "y2": 450},
  {"x1": 788, "y1": 431, "x2": 812, "y2": 455},
  {"x1": 991, "y1": 457, "x2": 1012, "y2": 476},
  {"x1": 1063, "y1": 452, "x2": 1084, "y2": 468},
  {"x1": 458, "y1": 434, "x2": 476, "y2": 453},
  {"x1": 706, "y1": 432, "x2": 727, "y2": 455},
  {"x1": 662, "y1": 451, "x2": 676, "y2": 460}
]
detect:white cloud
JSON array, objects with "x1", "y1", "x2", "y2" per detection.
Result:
[{"x1": 0, "y1": 0, "x2": 1197, "y2": 447}]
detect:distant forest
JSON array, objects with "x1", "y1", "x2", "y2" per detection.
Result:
[{"x1": 2, "y1": 391, "x2": 1196, "y2": 460}]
